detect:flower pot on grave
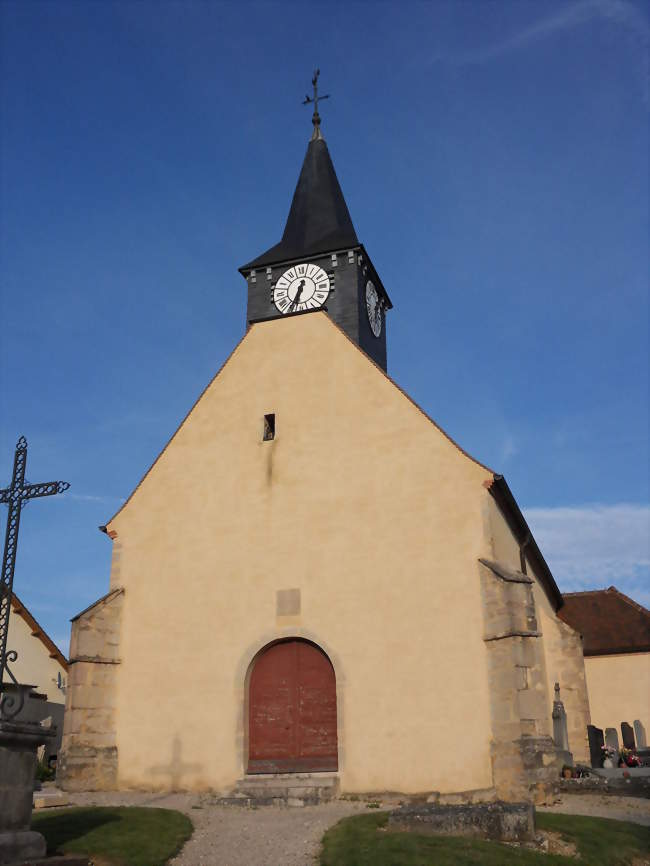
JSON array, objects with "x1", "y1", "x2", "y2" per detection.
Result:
[{"x1": 602, "y1": 757, "x2": 613, "y2": 768}]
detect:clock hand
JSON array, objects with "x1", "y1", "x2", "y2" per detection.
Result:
[{"x1": 289, "y1": 280, "x2": 305, "y2": 313}]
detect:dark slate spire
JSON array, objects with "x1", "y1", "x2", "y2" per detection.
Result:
[{"x1": 240, "y1": 135, "x2": 359, "y2": 271}]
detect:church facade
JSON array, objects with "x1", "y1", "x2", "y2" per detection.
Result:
[{"x1": 59, "y1": 108, "x2": 590, "y2": 802}]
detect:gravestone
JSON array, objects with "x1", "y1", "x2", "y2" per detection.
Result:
[
  {"x1": 633, "y1": 720, "x2": 647, "y2": 749},
  {"x1": 552, "y1": 683, "x2": 569, "y2": 751},
  {"x1": 605, "y1": 727, "x2": 619, "y2": 754},
  {"x1": 587, "y1": 724, "x2": 604, "y2": 768},
  {"x1": 621, "y1": 722, "x2": 636, "y2": 750}
]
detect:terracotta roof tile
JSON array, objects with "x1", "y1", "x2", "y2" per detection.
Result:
[{"x1": 559, "y1": 587, "x2": 650, "y2": 655}]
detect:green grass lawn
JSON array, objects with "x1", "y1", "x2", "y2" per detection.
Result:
[
  {"x1": 32, "y1": 806, "x2": 193, "y2": 866},
  {"x1": 320, "y1": 810, "x2": 650, "y2": 866}
]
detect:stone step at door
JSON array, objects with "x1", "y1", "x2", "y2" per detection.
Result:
[{"x1": 216, "y1": 773, "x2": 340, "y2": 807}]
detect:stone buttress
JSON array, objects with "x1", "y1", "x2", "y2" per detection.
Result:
[
  {"x1": 57, "y1": 587, "x2": 123, "y2": 790},
  {"x1": 479, "y1": 559, "x2": 571, "y2": 802}
]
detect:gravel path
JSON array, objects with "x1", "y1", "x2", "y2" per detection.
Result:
[
  {"x1": 538, "y1": 793, "x2": 650, "y2": 826},
  {"x1": 65, "y1": 791, "x2": 367, "y2": 866},
  {"x1": 56, "y1": 790, "x2": 650, "y2": 865}
]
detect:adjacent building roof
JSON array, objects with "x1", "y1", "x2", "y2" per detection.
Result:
[
  {"x1": 10, "y1": 592, "x2": 69, "y2": 670},
  {"x1": 559, "y1": 587, "x2": 650, "y2": 656},
  {"x1": 240, "y1": 137, "x2": 359, "y2": 271}
]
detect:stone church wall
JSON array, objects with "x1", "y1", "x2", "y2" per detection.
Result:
[
  {"x1": 58, "y1": 588, "x2": 123, "y2": 791},
  {"x1": 61, "y1": 314, "x2": 591, "y2": 799},
  {"x1": 98, "y1": 314, "x2": 499, "y2": 795}
]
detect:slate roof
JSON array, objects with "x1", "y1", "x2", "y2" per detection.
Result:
[
  {"x1": 559, "y1": 587, "x2": 650, "y2": 656},
  {"x1": 240, "y1": 137, "x2": 359, "y2": 271},
  {"x1": 487, "y1": 475, "x2": 563, "y2": 609}
]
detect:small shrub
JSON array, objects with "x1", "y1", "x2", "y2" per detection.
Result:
[{"x1": 35, "y1": 757, "x2": 55, "y2": 782}]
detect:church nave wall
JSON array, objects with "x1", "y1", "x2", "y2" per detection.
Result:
[{"x1": 88, "y1": 314, "x2": 503, "y2": 795}]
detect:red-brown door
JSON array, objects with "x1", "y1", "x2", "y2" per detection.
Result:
[{"x1": 248, "y1": 640, "x2": 338, "y2": 773}]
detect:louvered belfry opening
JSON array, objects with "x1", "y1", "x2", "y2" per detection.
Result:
[{"x1": 248, "y1": 639, "x2": 338, "y2": 773}]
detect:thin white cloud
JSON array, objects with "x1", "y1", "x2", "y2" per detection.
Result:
[
  {"x1": 501, "y1": 434, "x2": 518, "y2": 463},
  {"x1": 69, "y1": 493, "x2": 125, "y2": 504},
  {"x1": 52, "y1": 492, "x2": 126, "y2": 505},
  {"x1": 445, "y1": 0, "x2": 649, "y2": 65},
  {"x1": 524, "y1": 503, "x2": 650, "y2": 606}
]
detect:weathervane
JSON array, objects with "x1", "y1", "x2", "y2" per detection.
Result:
[
  {"x1": 0, "y1": 437, "x2": 69, "y2": 720},
  {"x1": 303, "y1": 69, "x2": 330, "y2": 140}
]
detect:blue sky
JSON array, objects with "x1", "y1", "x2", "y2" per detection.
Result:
[{"x1": 1, "y1": 0, "x2": 648, "y2": 653}]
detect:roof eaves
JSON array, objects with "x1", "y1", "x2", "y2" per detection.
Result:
[
  {"x1": 486, "y1": 475, "x2": 563, "y2": 611},
  {"x1": 9, "y1": 592, "x2": 69, "y2": 670},
  {"x1": 584, "y1": 644, "x2": 650, "y2": 657},
  {"x1": 239, "y1": 241, "x2": 362, "y2": 274},
  {"x1": 239, "y1": 243, "x2": 393, "y2": 308}
]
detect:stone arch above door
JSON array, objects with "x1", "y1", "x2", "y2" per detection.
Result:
[{"x1": 247, "y1": 638, "x2": 338, "y2": 774}]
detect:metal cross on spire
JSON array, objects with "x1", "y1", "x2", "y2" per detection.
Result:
[
  {"x1": 0, "y1": 436, "x2": 69, "y2": 719},
  {"x1": 303, "y1": 69, "x2": 330, "y2": 141}
]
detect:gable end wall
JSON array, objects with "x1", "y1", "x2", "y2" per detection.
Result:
[{"x1": 100, "y1": 314, "x2": 500, "y2": 794}]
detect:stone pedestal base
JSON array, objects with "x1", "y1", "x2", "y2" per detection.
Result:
[
  {"x1": 0, "y1": 830, "x2": 46, "y2": 865},
  {"x1": 0, "y1": 719, "x2": 55, "y2": 865},
  {"x1": 492, "y1": 736, "x2": 574, "y2": 804}
]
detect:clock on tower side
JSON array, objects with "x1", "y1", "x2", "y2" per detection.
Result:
[{"x1": 243, "y1": 245, "x2": 391, "y2": 372}]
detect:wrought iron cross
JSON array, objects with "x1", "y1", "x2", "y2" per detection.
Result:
[
  {"x1": 0, "y1": 436, "x2": 69, "y2": 718},
  {"x1": 303, "y1": 69, "x2": 330, "y2": 137}
]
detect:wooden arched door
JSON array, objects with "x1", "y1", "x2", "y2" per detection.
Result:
[{"x1": 248, "y1": 640, "x2": 338, "y2": 773}]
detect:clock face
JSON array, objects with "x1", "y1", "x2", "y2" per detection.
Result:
[
  {"x1": 365, "y1": 280, "x2": 382, "y2": 337},
  {"x1": 273, "y1": 263, "x2": 330, "y2": 315}
]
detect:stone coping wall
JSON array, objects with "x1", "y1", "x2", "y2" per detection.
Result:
[{"x1": 389, "y1": 801, "x2": 536, "y2": 842}]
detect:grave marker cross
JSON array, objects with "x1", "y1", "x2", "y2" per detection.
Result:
[{"x1": 0, "y1": 436, "x2": 69, "y2": 716}]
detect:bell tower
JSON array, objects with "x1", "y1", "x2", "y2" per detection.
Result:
[{"x1": 239, "y1": 71, "x2": 392, "y2": 371}]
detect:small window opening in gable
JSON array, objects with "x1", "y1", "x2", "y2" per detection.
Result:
[{"x1": 263, "y1": 413, "x2": 275, "y2": 441}]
